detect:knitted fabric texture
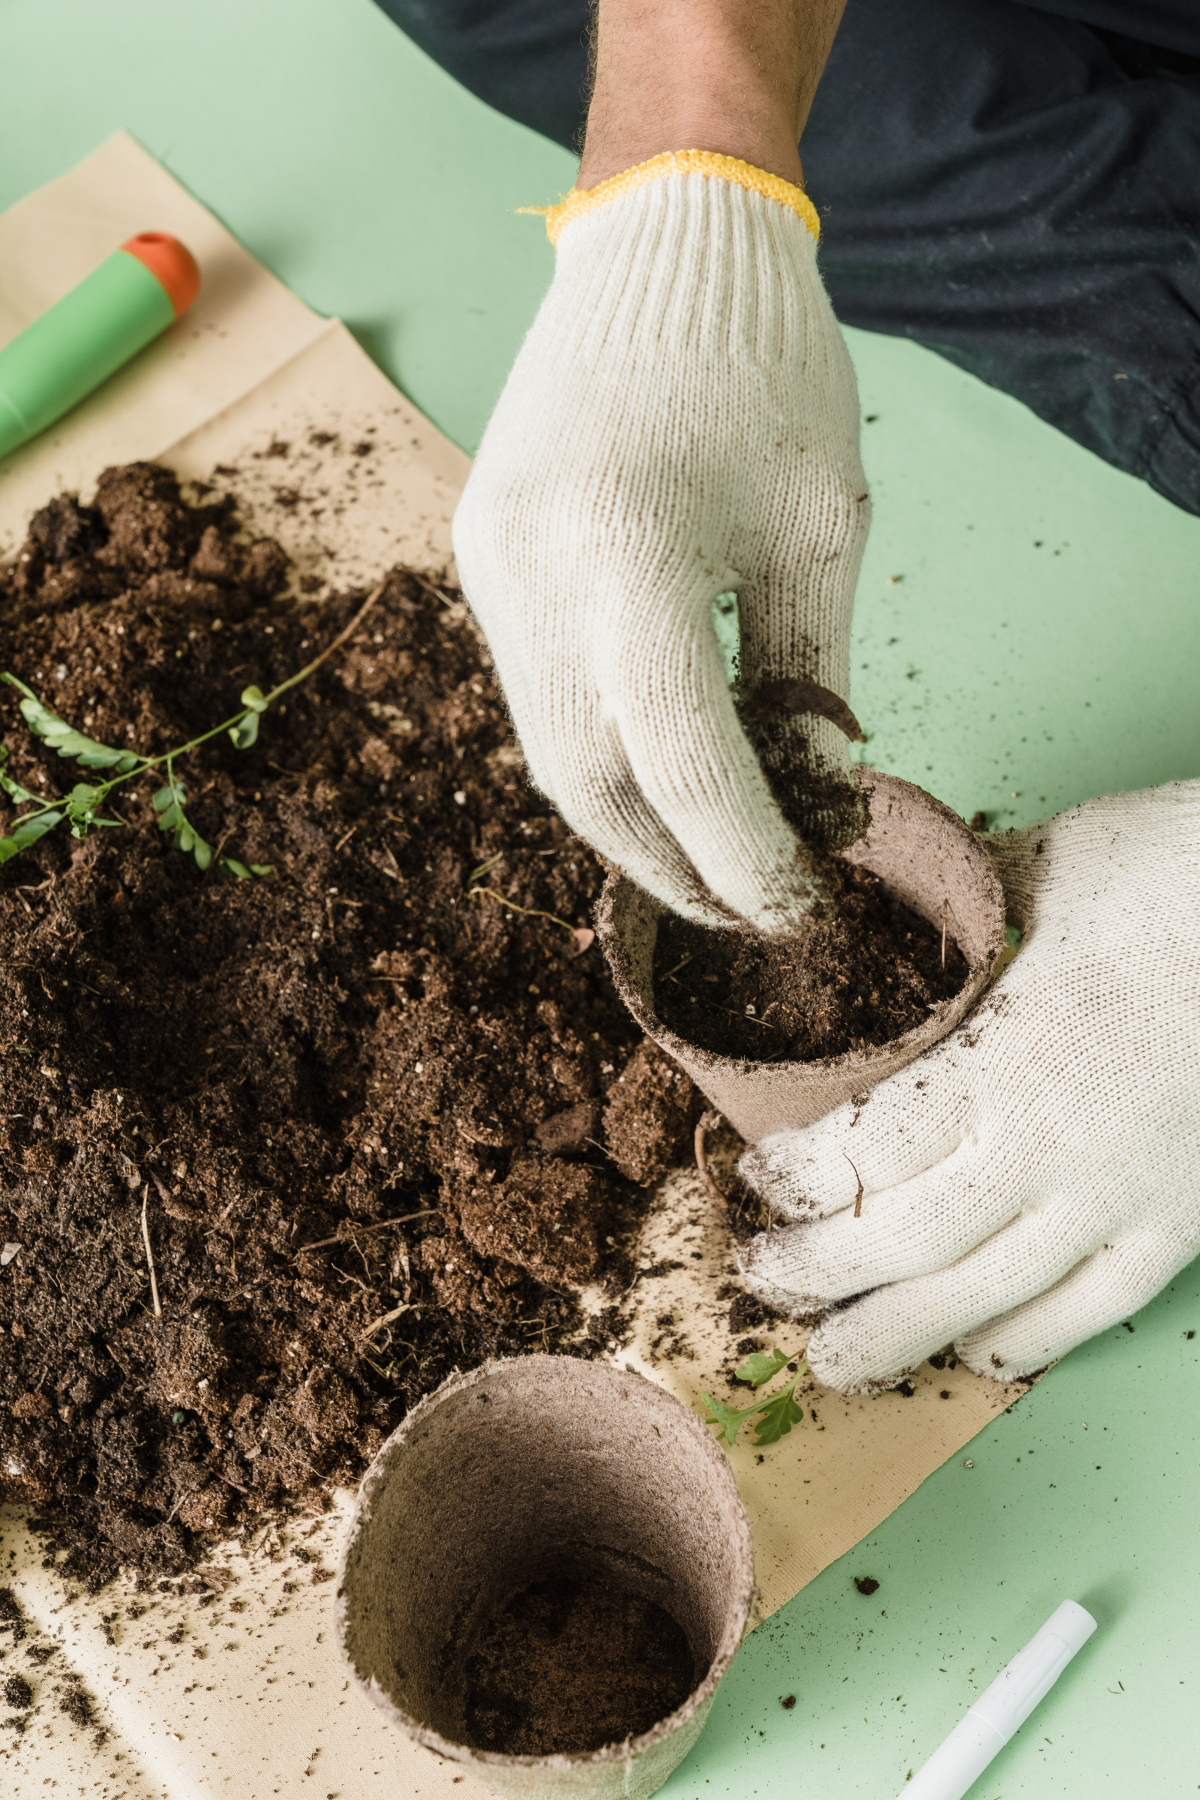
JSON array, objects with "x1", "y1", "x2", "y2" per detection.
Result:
[
  {"x1": 453, "y1": 169, "x2": 868, "y2": 930},
  {"x1": 739, "y1": 782, "x2": 1200, "y2": 1387},
  {"x1": 537, "y1": 152, "x2": 822, "y2": 247}
]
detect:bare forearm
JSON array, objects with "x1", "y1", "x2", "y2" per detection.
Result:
[{"x1": 579, "y1": 0, "x2": 846, "y2": 189}]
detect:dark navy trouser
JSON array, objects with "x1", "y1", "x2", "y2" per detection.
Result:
[{"x1": 376, "y1": 0, "x2": 1200, "y2": 516}]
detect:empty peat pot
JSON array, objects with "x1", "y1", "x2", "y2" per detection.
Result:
[
  {"x1": 337, "y1": 1354, "x2": 754, "y2": 1800},
  {"x1": 597, "y1": 769, "x2": 1006, "y2": 1141}
]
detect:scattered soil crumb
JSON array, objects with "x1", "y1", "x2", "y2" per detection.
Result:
[
  {"x1": 0, "y1": 463, "x2": 700, "y2": 1588},
  {"x1": 59, "y1": 1685, "x2": 93, "y2": 1728},
  {"x1": 653, "y1": 860, "x2": 968, "y2": 1063},
  {"x1": 726, "y1": 1293, "x2": 778, "y2": 1337},
  {"x1": 3, "y1": 1673, "x2": 32, "y2": 1709},
  {"x1": 463, "y1": 1570, "x2": 695, "y2": 1756},
  {"x1": 0, "y1": 1588, "x2": 25, "y2": 1642}
]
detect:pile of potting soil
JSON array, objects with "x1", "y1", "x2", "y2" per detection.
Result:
[
  {"x1": 653, "y1": 859, "x2": 969, "y2": 1063},
  {"x1": 0, "y1": 463, "x2": 700, "y2": 1589}
]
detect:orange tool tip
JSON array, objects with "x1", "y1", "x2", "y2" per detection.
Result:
[{"x1": 120, "y1": 232, "x2": 201, "y2": 317}]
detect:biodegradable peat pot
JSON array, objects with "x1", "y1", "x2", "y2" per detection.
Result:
[
  {"x1": 596, "y1": 769, "x2": 1006, "y2": 1142},
  {"x1": 336, "y1": 1355, "x2": 754, "y2": 1800}
]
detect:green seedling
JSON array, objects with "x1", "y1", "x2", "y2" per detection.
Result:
[
  {"x1": 702, "y1": 1345, "x2": 807, "y2": 1451},
  {"x1": 466, "y1": 850, "x2": 505, "y2": 885},
  {"x1": 0, "y1": 580, "x2": 381, "y2": 875}
]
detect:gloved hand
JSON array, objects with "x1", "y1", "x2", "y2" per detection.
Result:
[
  {"x1": 738, "y1": 781, "x2": 1200, "y2": 1388},
  {"x1": 452, "y1": 153, "x2": 871, "y2": 932}
]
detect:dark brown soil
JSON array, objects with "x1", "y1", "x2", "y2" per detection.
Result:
[
  {"x1": 652, "y1": 860, "x2": 968, "y2": 1063},
  {"x1": 463, "y1": 1570, "x2": 695, "y2": 1756},
  {"x1": 0, "y1": 1588, "x2": 24, "y2": 1643},
  {"x1": 0, "y1": 464, "x2": 700, "y2": 1590},
  {"x1": 58, "y1": 1686, "x2": 92, "y2": 1728},
  {"x1": 3, "y1": 1673, "x2": 32, "y2": 1710}
]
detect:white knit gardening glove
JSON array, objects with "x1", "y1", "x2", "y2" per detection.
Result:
[
  {"x1": 453, "y1": 153, "x2": 870, "y2": 931},
  {"x1": 738, "y1": 781, "x2": 1200, "y2": 1389}
]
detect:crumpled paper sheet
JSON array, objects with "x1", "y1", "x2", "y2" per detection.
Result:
[
  {"x1": 0, "y1": 132, "x2": 468, "y2": 579},
  {"x1": 0, "y1": 137, "x2": 1027, "y2": 1800},
  {"x1": 614, "y1": 1171, "x2": 1028, "y2": 1615}
]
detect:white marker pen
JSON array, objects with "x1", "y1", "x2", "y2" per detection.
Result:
[{"x1": 898, "y1": 1599, "x2": 1097, "y2": 1800}]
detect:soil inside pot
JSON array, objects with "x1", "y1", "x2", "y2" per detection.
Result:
[
  {"x1": 0, "y1": 462, "x2": 703, "y2": 1589},
  {"x1": 463, "y1": 1568, "x2": 695, "y2": 1756},
  {"x1": 652, "y1": 859, "x2": 969, "y2": 1063}
]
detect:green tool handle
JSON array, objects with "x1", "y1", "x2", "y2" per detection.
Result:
[{"x1": 0, "y1": 246, "x2": 184, "y2": 460}]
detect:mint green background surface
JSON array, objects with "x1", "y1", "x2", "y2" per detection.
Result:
[{"x1": 2, "y1": 2, "x2": 1199, "y2": 1793}]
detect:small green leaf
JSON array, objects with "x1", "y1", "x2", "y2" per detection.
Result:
[
  {"x1": 240, "y1": 684, "x2": 267, "y2": 713},
  {"x1": 65, "y1": 782, "x2": 103, "y2": 838},
  {"x1": 3, "y1": 675, "x2": 137, "y2": 771},
  {"x1": 65, "y1": 781, "x2": 104, "y2": 824},
  {"x1": 751, "y1": 1381, "x2": 805, "y2": 1447},
  {"x1": 11, "y1": 809, "x2": 63, "y2": 847},
  {"x1": 192, "y1": 834, "x2": 213, "y2": 872},
  {"x1": 735, "y1": 1346, "x2": 794, "y2": 1389},
  {"x1": 178, "y1": 821, "x2": 196, "y2": 853},
  {"x1": 467, "y1": 851, "x2": 505, "y2": 885},
  {"x1": 0, "y1": 809, "x2": 64, "y2": 862},
  {"x1": 51, "y1": 730, "x2": 138, "y2": 772},
  {"x1": 218, "y1": 857, "x2": 273, "y2": 880},
  {"x1": 0, "y1": 746, "x2": 37, "y2": 806},
  {"x1": 701, "y1": 1391, "x2": 750, "y2": 1451},
  {"x1": 154, "y1": 781, "x2": 186, "y2": 833},
  {"x1": 228, "y1": 711, "x2": 259, "y2": 750}
]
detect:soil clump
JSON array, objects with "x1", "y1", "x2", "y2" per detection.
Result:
[
  {"x1": 0, "y1": 463, "x2": 700, "y2": 1589},
  {"x1": 3, "y1": 1673, "x2": 32, "y2": 1710},
  {"x1": 653, "y1": 859, "x2": 969, "y2": 1063},
  {"x1": 463, "y1": 1569, "x2": 695, "y2": 1756}
]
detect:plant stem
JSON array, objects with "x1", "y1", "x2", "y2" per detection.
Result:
[
  {"x1": 137, "y1": 577, "x2": 387, "y2": 773},
  {"x1": 469, "y1": 885, "x2": 580, "y2": 935},
  {"x1": 140, "y1": 1193, "x2": 162, "y2": 1320},
  {"x1": 2, "y1": 577, "x2": 386, "y2": 848}
]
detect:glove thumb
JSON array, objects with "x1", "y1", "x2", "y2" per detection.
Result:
[{"x1": 981, "y1": 821, "x2": 1047, "y2": 930}]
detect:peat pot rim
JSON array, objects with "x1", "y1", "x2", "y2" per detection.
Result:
[
  {"x1": 334, "y1": 1353, "x2": 756, "y2": 1774},
  {"x1": 596, "y1": 768, "x2": 1006, "y2": 1087}
]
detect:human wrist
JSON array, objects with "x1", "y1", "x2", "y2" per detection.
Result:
[
  {"x1": 579, "y1": 91, "x2": 806, "y2": 192},
  {"x1": 578, "y1": 0, "x2": 845, "y2": 191}
]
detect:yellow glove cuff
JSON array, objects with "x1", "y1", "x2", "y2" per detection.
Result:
[{"x1": 532, "y1": 151, "x2": 821, "y2": 247}]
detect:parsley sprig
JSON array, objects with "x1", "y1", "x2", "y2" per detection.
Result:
[
  {"x1": 702, "y1": 1345, "x2": 808, "y2": 1450},
  {"x1": 0, "y1": 580, "x2": 381, "y2": 875}
]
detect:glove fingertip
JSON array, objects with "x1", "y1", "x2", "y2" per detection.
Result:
[
  {"x1": 953, "y1": 1334, "x2": 1053, "y2": 1384},
  {"x1": 805, "y1": 1317, "x2": 917, "y2": 1398},
  {"x1": 738, "y1": 1141, "x2": 824, "y2": 1223},
  {"x1": 736, "y1": 1232, "x2": 828, "y2": 1319}
]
